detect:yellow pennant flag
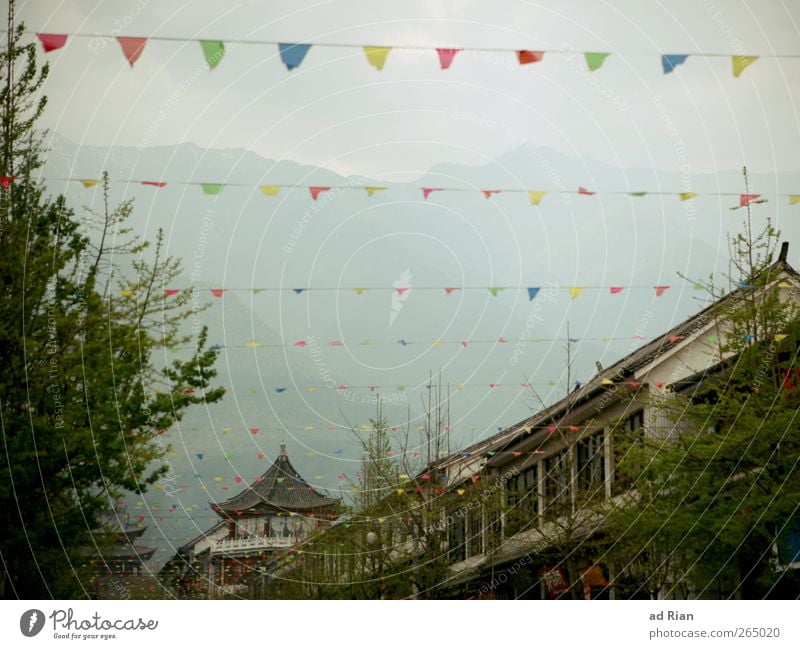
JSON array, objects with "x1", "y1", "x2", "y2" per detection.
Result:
[
  {"x1": 307, "y1": 386, "x2": 319, "y2": 392},
  {"x1": 245, "y1": 340, "x2": 262, "y2": 348},
  {"x1": 363, "y1": 46, "x2": 391, "y2": 71},
  {"x1": 457, "y1": 489, "x2": 466, "y2": 496},
  {"x1": 432, "y1": 340, "x2": 442, "y2": 348},
  {"x1": 528, "y1": 191, "x2": 547, "y2": 206},
  {"x1": 679, "y1": 192, "x2": 697, "y2": 201},
  {"x1": 569, "y1": 287, "x2": 584, "y2": 300},
  {"x1": 365, "y1": 186, "x2": 387, "y2": 197},
  {"x1": 778, "y1": 281, "x2": 792, "y2": 288},
  {"x1": 732, "y1": 55, "x2": 758, "y2": 78},
  {"x1": 601, "y1": 378, "x2": 614, "y2": 385},
  {"x1": 789, "y1": 195, "x2": 800, "y2": 205},
  {"x1": 455, "y1": 383, "x2": 464, "y2": 390},
  {"x1": 396, "y1": 488, "x2": 405, "y2": 495},
  {"x1": 774, "y1": 334, "x2": 789, "y2": 342},
  {"x1": 80, "y1": 179, "x2": 100, "y2": 188},
  {"x1": 120, "y1": 289, "x2": 134, "y2": 298},
  {"x1": 353, "y1": 287, "x2": 369, "y2": 295},
  {"x1": 259, "y1": 185, "x2": 280, "y2": 196}
]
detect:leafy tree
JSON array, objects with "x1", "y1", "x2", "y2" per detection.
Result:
[
  {"x1": 605, "y1": 198, "x2": 800, "y2": 598},
  {"x1": 0, "y1": 7, "x2": 224, "y2": 598}
]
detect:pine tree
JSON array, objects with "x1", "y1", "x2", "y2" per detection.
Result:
[{"x1": 0, "y1": 6, "x2": 225, "y2": 597}]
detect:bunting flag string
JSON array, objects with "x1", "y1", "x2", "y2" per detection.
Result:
[
  {"x1": 153, "y1": 284, "x2": 680, "y2": 297},
  {"x1": 39, "y1": 176, "x2": 799, "y2": 206},
  {"x1": 30, "y1": 31, "x2": 795, "y2": 78}
]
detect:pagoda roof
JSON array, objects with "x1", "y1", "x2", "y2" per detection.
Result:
[{"x1": 213, "y1": 444, "x2": 338, "y2": 515}]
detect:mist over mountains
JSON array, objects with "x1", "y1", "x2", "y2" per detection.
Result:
[{"x1": 40, "y1": 132, "x2": 800, "y2": 563}]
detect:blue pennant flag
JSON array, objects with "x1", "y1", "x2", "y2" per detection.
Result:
[
  {"x1": 279, "y1": 43, "x2": 312, "y2": 71},
  {"x1": 527, "y1": 287, "x2": 540, "y2": 301},
  {"x1": 662, "y1": 54, "x2": 689, "y2": 74}
]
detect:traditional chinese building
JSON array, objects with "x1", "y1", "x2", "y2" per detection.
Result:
[{"x1": 163, "y1": 443, "x2": 339, "y2": 598}]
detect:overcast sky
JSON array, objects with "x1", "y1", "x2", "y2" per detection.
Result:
[{"x1": 16, "y1": 0, "x2": 800, "y2": 178}]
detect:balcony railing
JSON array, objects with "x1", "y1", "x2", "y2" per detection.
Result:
[{"x1": 211, "y1": 536, "x2": 297, "y2": 556}]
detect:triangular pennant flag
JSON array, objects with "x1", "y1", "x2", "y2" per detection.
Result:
[
  {"x1": 569, "y1": 287, "x2": 583, "y2": 300},
  {"x1": 481, "y1": 190, "x2": 501, "y2": 198},
  {"x1": 353, "y1": 287, "x2": 368, "y2": 295},
  {"x1": 80, "y1": 179, "x2": 100, "y2": 188},
  {"x1": 601, "y1": 378, "x2": 614, "y2": 385},
  {"x1": 0, "y1": 176, "x2": 16, "y2": 189},
  {"x1": 578, "y1": 186, "x2": 595, "y2": 195},
  {"x1": 201, "y1": 183, "x2": 224, "y2": 195},
  {"x1": 517, "y1": 50, "x2": 544, "y2": 65},
  {"x1": 275, "y1": 387, "x2": 287, "y2": 393},
  {"x1": 527, "y1": 287, "x2": 540, "y2": 301},
  {"x1": 142, "y1": 181, "x2": 166, "y2": 187},
  {"x1": 740, "y1": 194, "x2": 761, "y2": 206},
  {"x1": 775, "y1": 334, "x2": 789, "y2": 342},
  {"x1": 609, "y1": 286, "x2": 623, "y2": 294},
  {"x1": 328, "y1": 339, "x2": 343, "y2": 346},
  {"x1": 526, "y1": 190, "x2": 548, "y2": 206},
  {"x1": 120, "y1": 289, "x2": 134, "y2": 298},
  {"x1": 200, "y1": 41, "x2": 225, "y2": 69},
  {"x1": 292, "y1": 288, "x2": 306, "y2": 294},
  {"x1": 585, "y1": 52, "x2": 610, "y2": 71},
  {"x1": 669, "y1": 335, "x2": 683, "y2": 344},
  {"x1": 36, "y1": 34, "x2": 68, "y2": 53},
  {"x1": 210, "y1": 289, "x2": 224, "y2": 297},
  {"x1": 163, "y1": 289, "x2": 179, "y2": 296},
  {"x1": 363, "y1": 46, "x2": 391, "y2": 71},
  {"x1": 293, "y1": 340, "x2": 307, "y2": 347},
  {"x1": 117, "y1": 37, "x2": 147, "y2": 67},
  {"x1": 444, "y1": 287, "x2": 459, "y2": 294},
  {"x1": 732, "y1": 55, "x2": 758, "y2": 78},
  {"x1": 661, "y1": 54, "x2": 688, "y2": 74},
  {"x1": 679, "y1": 192, "x2": 697, "y2": 201},
  {"x1": 436, "y1": 48, "x2": 461, "y2": 70},
  {"x1": 309, "y1": 186, "x2": 331, "y2": 200},
  {"x1": 279, "y1": 43, "x2": 312, "y2": 70},
  {"x1": 365, "y1": 186, "x2": 386, "y2": 197},
  {"x1": 431, "y1": 340, "x2": 442, "y2": 348},
  {"x1": 629, "y1": 192, "x2": 647, "y2": 197},
  {"x1": 778, "y1": 281, "x2": 792, "y2": 288},
  {"x1": 654, "y1": 285, "x2": 670, "y2": 297},
  {"x1": 260, "y1": 185, "x2": 280, "y2": 196},
  {"x1": 422, "y1": 187, "x2": 443, "y2": 199},
  {"x1": 396, "y1": 287, "x2": 409, "y2": 295},
  {"x1": 488, "y1": 287, "x2": 506, "y2": 297},
  {"x1": 789, "y1": 195, "x2": 800, "y2": 205},
  {"x1": 245, "y1": 340, "x2": 262, "y2": 348}
]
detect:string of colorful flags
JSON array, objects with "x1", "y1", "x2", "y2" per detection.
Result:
[
  {"x1": 32, "y1": 31, "x2": 793, "y2": 78},
  {"x1": 158, "y1": 285, "x2": 681, "y2": 300},
  {"x1": 45, "y1": 176, "x2": 800, "y2": 207}
]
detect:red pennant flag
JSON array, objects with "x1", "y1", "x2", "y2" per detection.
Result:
[
  {"x1": 36, "y1": 33, "x2": 67, "y2": 53},
  {"x1": 250, "y1": 427, "x2": 260, "y2": 434},
  {"x1": 489, "y1": 383, "x2": 499, "y2": 388},
  {"x1": 210, "y1": 289, "x2": 224, "y2": 297},
  {"x1": 668, "y1": 335, "x2": 683, "y2": 344},
  {"x1": 164, "y1": 289, "x2": 179, "y2": 296},
  {"x1": 117, "y1": 37, "x2": 147, "y2": 67},
  {"x1": 258, "y1": 452, "x2": 266, "y2": 459},
  {"x1": 396, "y1": 287, "x2": 409, "y2": 295},
  {"x1": 654, "y1": 285, "x2": 670, "y2": 297},
  {"x1": 568, "y1": 425, "x2": 580, "y2": 432},
  {"x1": 142, "y1": 181, "x2": 166, "y2": 187},
  {"x1": 517, "y1": 50, "x2": 544, "y2": 65},
  {"x1": 234, "y1": 476, "x2": 243, "y2": 483},
  {"x1": 444, "y1": 287, "x2": 459, "y2": 294},
  {"x1": 436, "y1": 48, "x2": 461, "y2": 70},
  {"x1": 629, "y1": 381, "x2": 641, "y2": 388},
  {"x1": 309, "y1": 186, "x2": 331, "y2": 200},
  {"x1": 470, "y1": 474, "x2": 480, "y2": 484},
  {"x1": 578, "y1": 186, "x2": 596, "y2": 195},
  {"x1": 740, "y1": 194, "x2": 761, "y2": 206},
  {"x1": 609, "y1": 286, "x2": 623, "y2": 294},
  {"x1": 547, "y1": 425, "x2": 556, "y2": 433},
  {"x1": 481, "y1": 190, "x2": 501, "y2": 198},
  {"x1": 422, "y1": 187, "x2": 443, "y2": 199},
  {"x1": 0, "y1": 176, "x2": 15, "y2": 189},
  {"x1": 655, "y1": 382, "x2": 665, "y2": 389},
  {"x1": 293, "y1": 340, "x2": 307, "y2": 347}
]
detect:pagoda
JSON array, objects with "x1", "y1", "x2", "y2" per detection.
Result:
[{"x1": 177, "y1": 444, "x2": 339, "y2": 597}]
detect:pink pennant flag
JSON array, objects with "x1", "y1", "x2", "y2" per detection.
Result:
[
  {"x1": 210, "y1": 289, "x2": 224, "y2": 297},
  {"x1": 396, "y1": 287, "x2": 409, "y2": 295},
  {"x1": 422, "y1": 187, "x2": 443, "y2": 199},
  {"x1": 489, "y1": 383, "x2": 499, "y2": 388},
  {"x1": 654, "y1": 285, "x2": 670, "y2": 297},
  {"x1": 609, "y1": 286, "x2": 624, "y2": 294},
  {"x1": 461, "y1": 340, "x2": 469, "y2": 348},
  {"x1": 309, "y1": 186, "x2": 331, "y2": 200},
  {"x1": 482, "y1": 190, "x2": 501, "y2": 199},
  {"x1": 436, "y1": 48, "x2": 461, "y2": 70},
  {"x1": 668, "y1": 335, "x2": 683, "y2": 344},
  {"x1": 517, "y1": 50, "x2": 544, "y2": 65},
  {"x1": 293, "y1": 340, "x2": 308, "y2": 347},
  {"x1": 142, "y1": 181, "x2": 166, "y2": 187},
  {"x1": 36, "y1": 33, "x2": 67, "y2": 53},
  {"x1": 740, "y1": 194, "x2": 761, "y2": 206},
  {"x1": 578, "y1": 187, "x2": 596, "y2": 196},
  {"x1": 163, "y1": 289, "x2": 179, "y2": 296},
  {"x1": 328, "y1": 339, "x2": 343, "y2": 346},
  {"x1": 444, "y1": 287, "x2": 459, "y2": 294},
  {"x1": 258, "y1": 452, "x2": 266, "y2": 459},
  {"x1": 117, "y1": 37, "x2": 147, "y2": 67},
  {"x1": 0, "y1": 176, "x2": 16, "y2": 189},
  {"x1": 234, "y1": 476, "x2": 243, "y2": 483}
]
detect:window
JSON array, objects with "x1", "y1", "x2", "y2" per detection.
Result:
[
  {"x1": 467, "y1": 507, "x2": 483, "y2": 557},
  {"x1": 613, "y1": 410, "x2": 645, "y2": 493},
  {"x1": 447, "y1": 511, "x2": 466, "y2": 562},
  {"x1": 543, "y1": 451, "x2": 571, "y2": 516},
  {"x1": 577, "y1": 430, "x2": 605, "y2": 494},
  {"x1": 505, "y1": 465, "x2": 539, "y2": 535}
]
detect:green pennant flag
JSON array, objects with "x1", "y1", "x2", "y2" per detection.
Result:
[
  {"x1": 629, "y1": 192, "x2": 647, "y2": 197},
  {"x1": 488, "y1": 287, "x2": 506, "y2": 297},
  {"x1": 201, "y1": 183, "x2": 224, "y2": 195},
  {"x1": 585, "y1": 52, "x2": 610, "y2": 72},
  {"x1": 200, "y1": 40, "x2": 225, "y2": 69}
]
